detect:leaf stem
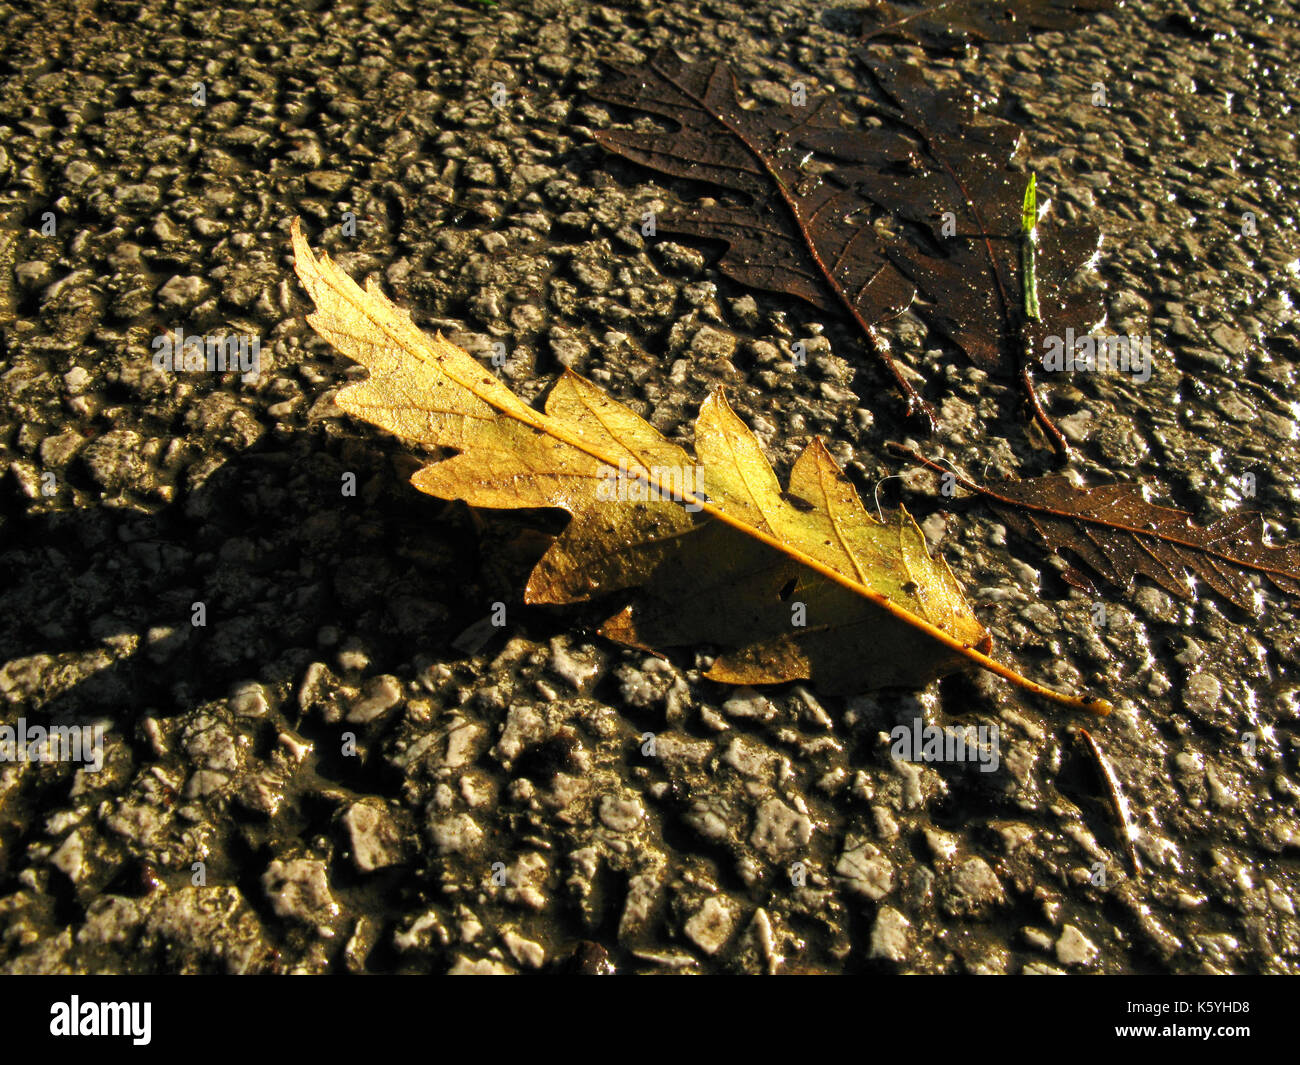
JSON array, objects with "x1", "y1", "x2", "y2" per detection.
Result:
[
  {"x1": 884, "y1": 443, "x2": 1113, "y2": 715},
  {"x1": 694, "y1": 485, "x2": 1112, "y2": 715}
]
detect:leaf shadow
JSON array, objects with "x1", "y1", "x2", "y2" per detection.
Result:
[{"x1": 0, "y1": 421, "x2": 578, "y2": 881}]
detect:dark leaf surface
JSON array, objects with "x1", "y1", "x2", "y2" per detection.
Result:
[
  {"x1": 589, "y1": 51, "x2": 919, "y2": 412},
  {"x1": 843, "y1": 59, "x2": 1103, "y2": 374},
  {"x1": 589, "y1": 50, "x2": 1103, "y2": 447},
  {"x1": 894, "y1": 445, "x2": 1300, "y2": 611}
]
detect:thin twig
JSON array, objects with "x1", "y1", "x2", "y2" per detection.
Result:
[
  {"x1": 1077, "y1": 727, "x2": 1142, "y2": 879},
  {"x1": 885, "y1": 441, "x2": 982, "y2": 494}
]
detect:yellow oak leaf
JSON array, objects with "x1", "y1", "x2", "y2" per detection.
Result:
[{"x1": 292, "y1": 218, "x2": 1109, "y2": 713}]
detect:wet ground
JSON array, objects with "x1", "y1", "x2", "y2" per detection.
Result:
[{"x1": 1, "y1": 0, "x2": 1298, "y2": 973}]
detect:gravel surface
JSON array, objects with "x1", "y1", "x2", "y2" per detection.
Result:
[{"x1": 1, "y1": 0, "x2": 1298, "y2": 974}]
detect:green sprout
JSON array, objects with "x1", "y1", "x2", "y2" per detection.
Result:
[{"x1": 1021, "y1": 172, "x2": 1040, "y2": 322}]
